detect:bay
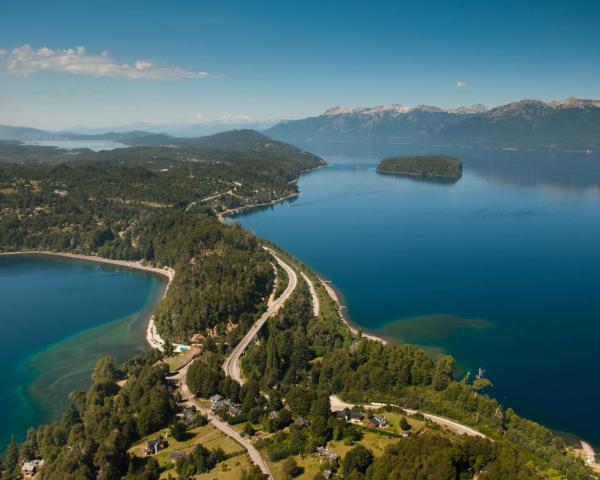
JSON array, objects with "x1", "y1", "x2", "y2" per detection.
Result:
[{"x1": 0, "y1": 254, "x2": 165, "y2": 448}]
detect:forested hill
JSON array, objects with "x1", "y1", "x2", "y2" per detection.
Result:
[{"x1": 0, "y1": 130, "x2": 324, "y2": 215}]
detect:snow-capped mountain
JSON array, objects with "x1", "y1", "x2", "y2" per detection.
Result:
[{"x1": 267, "y1": 98, "x2": 600, "y2": 151}]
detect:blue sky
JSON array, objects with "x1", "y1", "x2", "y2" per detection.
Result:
[{"x1": 1, "y1": 0, "x2": 599, "y2": 129}]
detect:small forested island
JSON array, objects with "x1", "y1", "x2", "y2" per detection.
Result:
[
  {"x1": 0, "y1": 132, "x2": 595, "y2": 480},
  {"x1": 377, "y1": 155, "x2": 463, "y2": 179}
]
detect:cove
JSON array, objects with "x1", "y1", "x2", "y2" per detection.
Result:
[
  {"x1": 231, "y1": 145, "x2": 600, "y2": 448},
  {"x1": 0, "y1": 254, "x2": 165, "y2": 449}
]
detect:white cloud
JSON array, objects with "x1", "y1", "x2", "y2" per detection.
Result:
[
  {"x1": 219, "y1": 113, "x2": 250, "y2": 122},
  {"x1": 456, "y1": 80, "x2": 467, "y2": 88},
  {"x1": 1, "y1": 44, "x2": 215, "y2": 80},
  {"x1": 0, "y1": 49, "x2": 6, "y2": 56}
]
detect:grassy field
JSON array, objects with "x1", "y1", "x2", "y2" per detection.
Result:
[
  {"x1": 267, "y1": 454, "x2": 324, "y2": 480},
  {"x1": 164, "y1": 346, "x2": 202, "y2": 372},
  {"x1": 129, "y1": 423, "x2": 244, "y2": 470},
  {"x1": 193, "y1": 453, "x2": 253, "y2": 480}
]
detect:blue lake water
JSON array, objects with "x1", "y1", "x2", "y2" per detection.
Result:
[
  {"x1": 0, "y1": 255, "x2": 164, "y2": 449},
  {"x1": 231, "y1": 144, "x2": 600, "y2": 446},
  {"x1": 23, "y1": 139, "x2": 128, "y2": 151}
]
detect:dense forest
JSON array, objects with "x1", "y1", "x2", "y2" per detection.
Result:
[
  {"x1": 0, "y1": 132, "x2": 594, "y2": 479},
  {"x1": 376, "y1": 155, "x2": 463, "y2": 178}
]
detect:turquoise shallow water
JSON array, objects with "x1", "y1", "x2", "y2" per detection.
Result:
[
  {"x1": 232, "y1": 145, "x2": 600, "y2": 447},
  {"x1": 0, "y1": 254, "x2": 164, "y2": 449}
]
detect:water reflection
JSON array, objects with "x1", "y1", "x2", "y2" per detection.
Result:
[{"x1": 298, "y1": 141, "x2": 600, "y2": 193}]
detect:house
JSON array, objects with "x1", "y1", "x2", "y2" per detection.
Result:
[
  {"x1": 316, "y1": 446, "x2": 339, "y2": 466},
  {"x1": 228, "y1": 404, "x2": 242, "y2": 417},
  {"x1": 368, "y1": 415, "x2": 388, "y2": 428},
  {"x1": 295, "y1": 416, "x2": 310, "y2": 428},
  {"x1": 21, "y1": 459, "x2": 44, "y2": 478},
  {"x1": 182, "y1": 407, "x2": 197, "y2": 426},
  {"x1": 210, "y1": 394, "x2": 225, "y2": 410},
  {"x1": 335, "y1": 407, "x2": 364, "y2": 423},
  {"x1": 144, "y1": 436, "x2": 165, "y2": 456}
]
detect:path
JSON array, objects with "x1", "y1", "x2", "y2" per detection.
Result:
[
  {"x1": 329, "y1": 395, "x2": 488, "y2": 439},
  {"x1": 301, "y1": 272, "x2": 320, "y2": 317},
  {"x1": 223, "y1": 248, "x2": 298, "y2": 384}
]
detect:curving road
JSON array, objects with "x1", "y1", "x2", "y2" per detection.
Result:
[
  {"x1": 223, "y1": 247, "x2": 298, "y2": 385},
  {"x1": 329, "y1": 395, "x2": 488, "y2": 439}
]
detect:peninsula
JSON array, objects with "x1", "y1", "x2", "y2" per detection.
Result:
[{"x1": 377, "y1": 155, "x2": 463, "y2": 179}]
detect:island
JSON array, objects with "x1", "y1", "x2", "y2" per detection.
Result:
[{"x1": 376, "y1": 155, "x2": 463, "y2": 179}]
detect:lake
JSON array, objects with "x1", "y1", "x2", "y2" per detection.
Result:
[
  {"x1": 231, "y1": 143, "x2": 600, "y2": 447},
  {"x1": 23, "y1": 139, "x2": 128, "y2": 151},
  {"x1": 0, "y1": 254, "x2": 165, "y2": 449}
]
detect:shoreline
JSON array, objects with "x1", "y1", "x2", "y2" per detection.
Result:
[
  {"x1": 317, "y1": 275, "x2": 387, "y2": 345},
  {"x1": 217, "y1": 191, "x2": 299, "y2": 222},
  {"x1": 217, "y1": 164, "x2": 325, "y2": 223},
  {"x1": 0, "y1": 251, "x2": 173, "y2": 351}
]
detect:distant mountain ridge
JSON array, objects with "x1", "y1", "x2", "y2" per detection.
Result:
[
  {"x1": 267, "y1": 98, "x2": 600, "y2": 151},
  {"x1": 0, "y1": 125, "x2": 154, "y2": 142}
]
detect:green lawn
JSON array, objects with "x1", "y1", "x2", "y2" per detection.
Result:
[
  {"x1": 267, "y1": 454, "x2": 324, "y2": 480},
  {"x1": 129, "y1": 424, "x2": 241, "y2": 468},
  {"x1": 164, "y1": 346, "x2": 201, "y2": 372}
]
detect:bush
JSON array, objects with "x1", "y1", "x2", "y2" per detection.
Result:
[
  {"x1": 170, "y1": 420, "x2": 187, "y2": 441},
  {"x1": 282, "y1": 458, "x2": 303, "y2": 478}
]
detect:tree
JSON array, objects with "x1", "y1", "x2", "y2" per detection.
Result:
[
  {"x1": 170, "y1": 420, "x2": 187, "y2": 441},
  {"x1": 400, "y1": 416, "x2": 411, "y2": 431},
  {"x1": 432, "y1": 355, "x2": 455, "y2": 391},
  {"x1": 4, "y1": 435, "x2": 19, "y2": 478},
  {"x1": 343, "y1": 445, "x2": 374, "y2": 476},
  {"x1": 94, "y1": 429, "x2": 128, "y2": 480},
  {"x1": 282, "y1": 457, "x2": 303, "y2": 478},
  {"x1": 242, "y1": 422, "x2": 256, "y2": 438}
]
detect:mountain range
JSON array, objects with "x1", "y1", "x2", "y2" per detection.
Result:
[
  {"x1": 266, "y1": 98, "x2": 600, "y2": 151},
  {"x1": 2, "y1": 98, "x2": 599, "y2": 152}
]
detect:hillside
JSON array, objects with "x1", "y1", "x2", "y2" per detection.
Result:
[{"x1": 267, "y1": 98, "x2": 600, "y2": 151}]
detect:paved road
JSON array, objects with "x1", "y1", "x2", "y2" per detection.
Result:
[
  {"x1": 330, "y1": 395, "x2": 488, "y2": 439},
  {"x1": 223, "y1": 247, "x2": 298, "y2": 384},
  {"x1": 173, "y1": 361, "x2": 274, "y2": 478},
  {"x1": 301, "y1": 272, "x2": 320, "y2": 317}
]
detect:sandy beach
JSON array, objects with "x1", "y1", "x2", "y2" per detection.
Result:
[
  {"x1": 318, "y1": 276, "x2": 387, "y2": 345},
  {"x1": 0, "y1": 251, "x2": 174, "y2": 351}
]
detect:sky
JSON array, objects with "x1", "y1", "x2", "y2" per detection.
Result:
[{"x1": 1, "y1": 0, "x2": 599, "y2": 129}]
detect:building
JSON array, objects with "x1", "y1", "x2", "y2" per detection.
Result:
[
  {"x1": 367, "y1": 415, "x2": 388, "y2": 428},
  {"x1": 181, "y1": 406, "x2": 198, "y2": 426},
  {"x1": 316, "y1": 446, "x2": 339, "y2": 466},
  {"x1": 144, "y1": 436, "x2": 165, "y2": 456},
  {"x1": 210, "y1": 394, "x2": 225, "y2": 410},
  {"x1": 21, "y1": 459, "x2": 44, "y2": 478},
  {"x1": 228, "y1": 404, "x2": 242, "y2": 417},
  {"x1": 335, "y1": 407, "x2": 364, "y2": 423}
]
